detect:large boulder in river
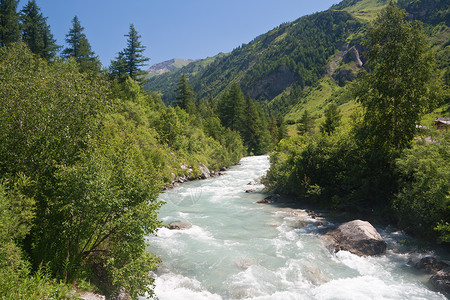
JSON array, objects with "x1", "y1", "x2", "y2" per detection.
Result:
[
  {"x1": 325, "y1": 220, "x2": 387, "y2": 256},
  {"x1": 168, "y1": 221, "x2": 192, "y2": 230}
]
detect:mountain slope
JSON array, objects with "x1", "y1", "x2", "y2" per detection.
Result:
[
  {"x1": 145, "y1": 9, "x2": 363, "y2": 107},
  {"x1": 144, "y1": 0, "x2": 449, "y2": 120}
]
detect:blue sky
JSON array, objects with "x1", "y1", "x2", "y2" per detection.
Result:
[{"x1": 18, "y1": 0, "x2": 340, "y2": 68}]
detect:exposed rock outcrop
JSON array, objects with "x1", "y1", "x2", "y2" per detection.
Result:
[{"x1": 324, "y1": 220, "x2": 387, "y2": 256}]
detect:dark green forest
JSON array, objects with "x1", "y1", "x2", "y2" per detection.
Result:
[{"x1": 0, "y1": 0, "x2": 449, "y2": 298}]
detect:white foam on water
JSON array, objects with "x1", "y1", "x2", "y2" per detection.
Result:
[
  {"x1": 334, "y1": 251, "x2": 392, "y2": 278},
  {"x1": 312, "y1": 275, "x2": 446, "y2": 300},
  {"x1": 154, "y1": 225, "x2": 214, "y2": 242},
  {"x1": 151, "y1": 273, "x2": 222, "y2": 300}
]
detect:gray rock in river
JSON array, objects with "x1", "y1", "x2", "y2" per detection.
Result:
[
  {"x1": 415, "y1": 256, "x2": 449, "y2": 274},
  {"x1": 168, "y1": 221, "x2": 192, "y2": 230},
  {"x1": 415, "y1": 257, "x2": 450, "y2": 294},
  {"x1": 430, "y1": 267, "x2": 450, "y2": 294},
  {"x1": 324, "y1": 219, "x2": 387, "y2": 256}
]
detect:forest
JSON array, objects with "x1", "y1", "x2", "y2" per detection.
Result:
[{"x1": 0, "y1": 0, "x2": 449, "y2": 298}]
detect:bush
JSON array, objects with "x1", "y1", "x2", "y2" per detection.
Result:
[{"x1": 394, "y1": 134, "x2": 450, "y2": 242}]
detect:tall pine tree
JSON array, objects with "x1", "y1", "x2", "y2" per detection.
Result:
[
  {"x1": 174, "y1": 74, "x2": 195, "y2": 113},
  {"x1": 62, "y1": 16, "x2": 100, "y2": 73},
  {"x1": 0, "y1": 0, "x2": 19, "y2": 47},
  {"x1": 110, "y1": 24, "x2": 149, "y2": 83},
  {"x1": 20, "y1": 0, "x2": 59, "y2": 60},
  {"x1": 217, "y1": 83, "x2": 245, "y2": 132}
]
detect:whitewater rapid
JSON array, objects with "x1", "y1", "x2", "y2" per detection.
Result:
[{"x1": 143, "y1": 155, "x2": 447, "y2": 300}]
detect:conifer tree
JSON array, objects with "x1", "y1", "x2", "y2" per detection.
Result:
[
  {"x1": 297, "y1": 109, "x2": 315, "y2": 135},
  {"x1": 175, "y1": 74, "x2": 195, "y2": 113},
  {"x1": 217, "y1": 83, "x2": 245, "y2": 132},
  {"x1": 0, "y1": 0, "x2": 20, "y2": 47},
  {"x1": 62, "y1": 16, "x2": 100, "y2": 73},
  {"x1": 110, "y1": 24, "x2": 149, "y2": 83},
  {"x1": 20, "y1": 0, "x2": 59, "y2": 60},
  {"x1": 320, "y1": 103, "x2": 341, "y2": 135},
  {"x1": 242, "y1": 94, "x2": 271, "y2": 154}
]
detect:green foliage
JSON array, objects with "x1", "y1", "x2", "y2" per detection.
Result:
[
  {"x1": 217, "y1": 82, "x2": 246, "y2": 131},
  {"x1": 320, "y1": 103, "x2": 342, "y2": 135},
  {"x1": 0, "y1": 43, "x2": 106, "y2": 177},
  {"x1": 394, "y1": 135, "x2": 450, "y2": 242},
  {"x1": 0, "y1": 0, "x2": 20, "y2": 47},
  {"x1": 242, "y1": 95, "x2": 272, "y2": 155},
  {"x1": 297, "y1": 110, "x2": 315, "y2": 135},
  {"x1": 174, "y1": 74, "x2": 195, "y2": 113},
  {"x1": 216, "y1": 83, "x2": 272, "y2": 154},
  {"x1": 62, "y1": 16, "x2": 101, "y2": 73},
  {"x1": 0, "y1": 176, "x2": 34, "y2": 243},
  {"x1": 0, "y1": 175, "x2": 75, "y2": 298},
  {"x1": 0, "y1": 44, "x2": 169, "y2": 297},
  {"x1": 20, "y1": 0, "x2": 59, "y2": 60}
]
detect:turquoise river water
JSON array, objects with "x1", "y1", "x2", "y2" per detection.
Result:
[{"x1": 143, "y1": 155, "x2": 447, "y2": 300}]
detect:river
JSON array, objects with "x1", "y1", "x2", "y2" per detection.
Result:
[{"x1": 144, "y1": 155, "x2": 447, "y2": 300}]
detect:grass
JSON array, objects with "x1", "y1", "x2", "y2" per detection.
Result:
[{"x1": 338, "y1": 0, "x2": 389, "y2": 22}]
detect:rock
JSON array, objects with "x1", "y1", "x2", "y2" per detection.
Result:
[
  {"x1": 415, "y1": 257, "x2": 449, "y2": 274},
  {"x1": 430, "y1": 267, "x2": 450, "y2": 294},
  {"x1": 79, "y1": 292, "x2": 106, "y2": 300},
  {"x1": 220, "y1": 166, "x2": 227, "y2": 172},
  {"x1": 168, "y1": 221, "x2": 192, "y2": 230},
  {"x1": 199, "y1": 164, "x2": 210, "y2": 180},
  {"x1": 110, "y1": 287, "x2": 132, "y2": 300},
  {"x1": 264, "y1": 194, "x2": 281, "y2": 202},
  {"x1": 245, "y1": 189, "x2": 256, "y2": 193},
  {"x1": 256, "y1": 199, "x2": 271, "y2": 204},
  {"x1": 324, "y1": 220, "x2": 387, "y2": 256}
]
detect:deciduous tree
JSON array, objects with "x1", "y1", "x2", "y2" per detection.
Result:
[{"x1": 354, "y1": 1, "x2": 435, "y2": 153}]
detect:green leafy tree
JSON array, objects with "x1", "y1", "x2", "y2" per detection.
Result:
[
  {"x1": 320, "y1": 103, "x2": 341, "y2": 135},
  {"x1": 175, "y1": 74, "x2": 195, "y2": 113},
  {"x1": 0, "y1": 0, "x2": 19, "y2": 46},
  {"x1": 20, "y1": 0, "x2": 59, "y2": 60},
  {"x1": 110, "y1": 24, "x2": 149, "y2": 83},
  {"x1": 394, "y1": 136, "x2": 450, "y2": 242},
  {"x1": 62, "y1": 15, "x2": 100, "y2": 73},
  {"x1": 354, "y1": 2, "x2": 435, "y2": 153}
]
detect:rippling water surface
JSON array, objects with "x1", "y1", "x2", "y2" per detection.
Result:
[{"x1": 144, "y1": 155, "x2": 447, "y2": 300}]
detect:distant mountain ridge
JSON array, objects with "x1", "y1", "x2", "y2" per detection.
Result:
[{"x1": 146, "y1": 58, "x2": 195, "y2": 77}]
